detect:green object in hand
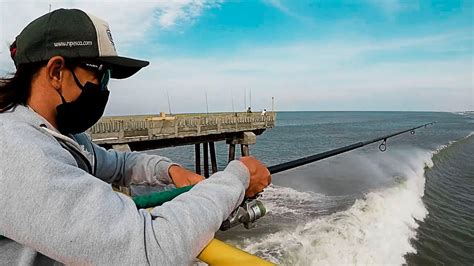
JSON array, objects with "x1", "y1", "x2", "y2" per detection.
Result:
[{"x1": 132, "y1": 185, "x2": 194, "y2": 209}]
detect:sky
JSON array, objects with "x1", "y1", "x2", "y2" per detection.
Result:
[{"x1": 0, "y1": 0, "x2": 472, "y2": 114}]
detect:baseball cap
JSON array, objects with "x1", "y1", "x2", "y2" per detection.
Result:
[{"x1": 11, "y1": 8, "x2": 149, "y2": 79}]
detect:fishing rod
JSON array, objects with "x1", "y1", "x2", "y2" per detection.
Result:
[{"x1": 268, "y1": 121, "x2": 436, "y2": 174}]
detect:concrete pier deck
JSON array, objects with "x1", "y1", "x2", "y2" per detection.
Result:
[{"x1": 88, "y1": 112, "x2": 276, "y2": 151}]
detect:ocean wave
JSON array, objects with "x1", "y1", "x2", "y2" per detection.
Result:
[
  {"x1": 405, "y1": 131, "x2": 474, "y2": 264},
  {"x1": 224, "y1": 133, "x2": 472, "y2": 265},
  {"x1": 236, "y1": 149, "x2": 433, "y2": 265},
  {"x1": 451, "y1": 111, "x2": 474, "y2": 116},
  {"x1": 432, "y1": 131, "x2": 474, "y2": 157},
  {"x1": 464, "y1": 132, "x2": 474, "y2": 139}
]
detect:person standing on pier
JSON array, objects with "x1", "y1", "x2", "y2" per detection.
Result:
[{"x1": 0, "y1": 9, "x2": 271, "y2": 265}]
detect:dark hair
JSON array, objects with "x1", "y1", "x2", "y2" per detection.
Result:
[{"x1": 0, "y1": 62, "x2": 46, "y2": 113}]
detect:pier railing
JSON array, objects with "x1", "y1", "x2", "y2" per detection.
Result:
[{"x1": 88, "y1": 112, "x2": 276, "y2": 146}]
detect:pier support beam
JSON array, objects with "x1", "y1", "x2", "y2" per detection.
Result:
[
  {"x1": 209, "y1": 142, "x2": 218, "y2": 174},
  {"x1": 196, "y1": 142, "x2": 217, "y2": 177},
  {"x1": 241, "y1": 144, "x2": 249, "y2": 156},
  {"x1": 228, "y1": 144, "x2": 236, "y2": 162},
  {"x1": 195, "y1": 143, "x2": 201, "y2": 175},
  {"x1": 226, "y1": 132, "x2": 256, "y2": 162},
  {"x1": 203, "y1": 142, "x2": 210, "y2": 178}
]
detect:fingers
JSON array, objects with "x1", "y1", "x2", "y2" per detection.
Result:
[
  {"x1": 169, "y1": 166, "x2": 205, "y2": 188},
  {"x1": 264, "y1": 168, "x2": 271, "y2": 186},
  {"x1": 170, "y1": 158, "x2": 271, "y2": 197},
  {"x1": 240, "y1": 156, "x2": 272, "y2": 197}
]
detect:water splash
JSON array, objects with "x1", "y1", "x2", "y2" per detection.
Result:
[{"x1": 231, "y1": 148, "x2": 433, "y2": 265}]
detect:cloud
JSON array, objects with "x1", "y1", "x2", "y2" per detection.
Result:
[
  {"x1": 263, "y1": 0, "x2": 297, "y2": 16},
  {"x1": 262, "y1": 0, "x2": 314, "y2": 24},
  {"x1": 154, "y1": 0, "x2": 221, "y2": 28},
  {"x1": 102, "y1": 30, "x2": 473, "y2": 114},
  {"x1": 366, "y1": 0, "x2": 420, "y2": 17},
  {"x1": 1, "y1": 1, "x2": 471, "y2": 113},
  {"x1": 0, "y1": 0, "x2": 221, "y2": 72}
]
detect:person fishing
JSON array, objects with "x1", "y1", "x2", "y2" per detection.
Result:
[{"x1": 0, "y1": 8, "x2": 271, "y2": 265}]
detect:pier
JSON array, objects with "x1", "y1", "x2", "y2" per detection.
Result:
[{"x1": 88, "y1": 111, "x2": 276, "y2": 178}]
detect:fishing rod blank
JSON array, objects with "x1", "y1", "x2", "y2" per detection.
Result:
[{"x1": 267, "y1": 122, "x2": 435, "y2": 175}]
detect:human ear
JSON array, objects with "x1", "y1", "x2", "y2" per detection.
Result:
[{"x1": 46, "y1": 56, "x2": 66, "y2": 93}]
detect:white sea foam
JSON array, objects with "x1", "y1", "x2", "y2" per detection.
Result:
[
  {"x1": 432, "y1": 131, "x2": 474, "y2": 156},
  {"x1": 238, "y1": 149, "x2": 433, "y2": 265},
  {"x1": 464, "y1": 132, "x2": 474, "y2": 139},
  {"x1": 451, "y1": 111, "x2": 474, "y2": 116},
  {"x1": 261, "y1": 186, "x2": 323, "y2": 216}
]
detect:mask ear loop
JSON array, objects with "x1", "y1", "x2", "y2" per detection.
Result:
[
  {"x1": 57, "y1": 91, "x2": 67, "y2": 104},
  {"x1": 57, "y1": 65, "x2": 84, "y2": 104},
  {"x1": 69, "y1": 69, "x2": 86, "y2": 90}
]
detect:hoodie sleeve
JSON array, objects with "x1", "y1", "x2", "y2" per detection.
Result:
[
  {"x1": 0, "y1": 123, "x2": 249, "y2": 265},
  {"x1": 88, "y1": 136, "x2": 177, "y2": 188}
]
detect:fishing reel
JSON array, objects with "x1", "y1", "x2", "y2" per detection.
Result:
[{"x1": 220, "y1": 196, "x2": 266, "y2": 231}]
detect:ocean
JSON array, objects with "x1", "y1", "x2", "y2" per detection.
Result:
[{"x1": 148, "y1": 111, "x2": 474, "y2": 265}]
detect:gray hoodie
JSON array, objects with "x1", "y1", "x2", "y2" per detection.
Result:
[{"x1": 0, "y1": 105, "x2": 250, "y2": 265}]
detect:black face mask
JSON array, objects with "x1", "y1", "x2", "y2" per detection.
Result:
[{"x1": 56, "y1": 70, "x2": 110, "y2": 134}]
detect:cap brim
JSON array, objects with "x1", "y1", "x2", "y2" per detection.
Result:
[{"x1": 96, "y1": 56, "x2": 149, "y2": 79}]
